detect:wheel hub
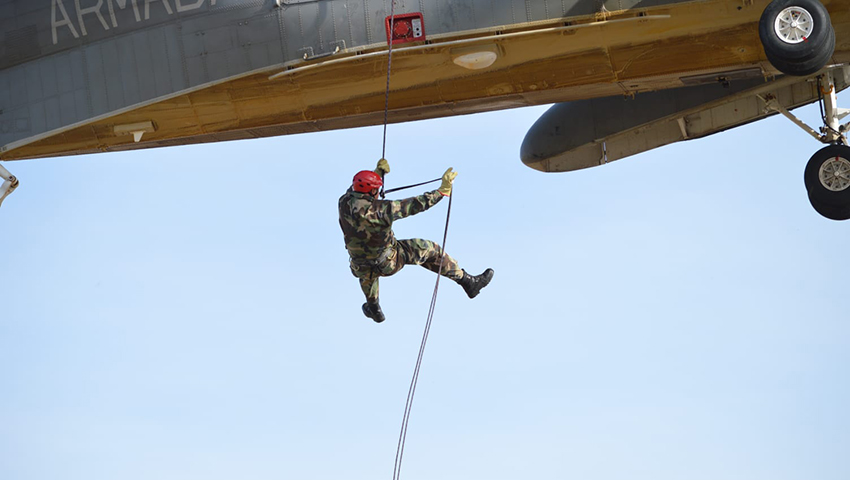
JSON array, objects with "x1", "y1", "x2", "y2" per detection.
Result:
[
  {"x1": 819, "y1": 156, "x2": 850, "y2": 192},
  {"x1": 774, "y1": 6, "x2": 814, "y2": 44}
]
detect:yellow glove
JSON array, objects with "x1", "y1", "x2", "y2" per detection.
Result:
[
  {"x1": 375, "y1": 158, "x2": 390, "y2": 177},
  {"x1": 438, "y1": 168, "x2": 457, "y2": 196}
]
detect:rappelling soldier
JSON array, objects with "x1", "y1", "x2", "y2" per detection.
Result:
[{"x1": 339, "y1": 158, "x2": 494, "y2": 323}]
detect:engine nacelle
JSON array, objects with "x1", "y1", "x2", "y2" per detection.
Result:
[{"x1": 520, "y1": 75, "x2": 819, "y2": 173}]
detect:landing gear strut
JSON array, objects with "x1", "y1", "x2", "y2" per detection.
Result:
[
  {"x1": 0, "y1": 163, "x2": 18, "y2": 208},
  {"x1": 804, "y1": 70, "x2": 850, "y2": 220},
  {"x1": 760, "y1": 68, "x2": 850, "y2": 220}
]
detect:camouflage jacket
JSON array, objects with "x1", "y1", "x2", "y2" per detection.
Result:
[{"x1": 338, "y1": 188, "x2": 443, "y2": 262}]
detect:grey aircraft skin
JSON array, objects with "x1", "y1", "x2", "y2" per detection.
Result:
[
  {"x1": 1, "y1": 0, "x2": 849, "y2": 217},
  {"x1": 6, "y1": 0, "x2": 691, "y2": 153}
]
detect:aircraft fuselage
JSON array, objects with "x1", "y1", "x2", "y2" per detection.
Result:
[{"x1": 1, "y1": 0, "x2": 849, "y2": 160}]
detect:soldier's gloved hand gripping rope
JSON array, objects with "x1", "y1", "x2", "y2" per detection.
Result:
[
  {"x1": 376, "y1": 158, "x2": 451, "y2": 196},
  {"x1": 376, "y1": 158, "x2": 390, "y2": 198},
  {"x1": 438, "y1": 168, "x2": 457, "y2": 196},
  {"x1": 376, "y1": 158, "x2": 390, "y2": 177}
]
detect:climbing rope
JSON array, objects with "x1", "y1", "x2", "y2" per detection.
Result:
[
  {"x1": 377, "y1": 5, "x2": 454, "y2": 477},
  {"x1": 383, "y1": 178, "x2": 441, "y2": 195},
  {"x1": 392, "y1": 190, "x2": 453, "y2": 480},
  {"x1": 379, "y1": 0, "x2": 398, "y2": 199}
]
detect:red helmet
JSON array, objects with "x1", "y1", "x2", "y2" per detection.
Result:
[{"x1": 352, "y1": 170, "x2": 383, "y2": 193}]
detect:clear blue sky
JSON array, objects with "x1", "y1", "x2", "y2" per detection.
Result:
[{"x1": 2, "y1": 94, "x2": 848, "y2": 480}]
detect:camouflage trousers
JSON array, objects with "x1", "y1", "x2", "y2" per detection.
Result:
[{"x1": 349, "y1": 238, "x2": 464, "y2": 304}]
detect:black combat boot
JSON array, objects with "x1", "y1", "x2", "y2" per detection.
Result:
[
  {"x1": 459, "y1": 268, "x2": 494, "y2": 299},
  {"x1": 362, "y1": 302, "x2": 386, "y2": 323}
]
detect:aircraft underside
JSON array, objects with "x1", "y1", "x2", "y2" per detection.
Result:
[{"x1": 0, "y1": 0, "x2": 849, "y2": 218}]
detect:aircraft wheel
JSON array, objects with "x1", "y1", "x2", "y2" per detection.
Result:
[
  {"x1": 808, "y1": 192, "x2": 850, "y2": 220},
  {"x1": 764, "y1": 25, "x2": 835, "y2": 76},
  {"x1": 759, "y1": 0, "x2": 835, "y2": 76},
  {"x1": 804, "y1": 145, "x2": 850, "y2": 219}
]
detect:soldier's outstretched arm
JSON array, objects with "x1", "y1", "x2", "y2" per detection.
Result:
[
  {"x1": 387, "y1": 190, "x2": 443, "y2": 222},
  {"x1": 382, "y1": 168, "x2": 456, "y2": 222}
]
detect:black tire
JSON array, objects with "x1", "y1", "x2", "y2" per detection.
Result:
[
  {"x1": 804, "y1": 145, "x2": 850, "y2": 207},
  {"x1": 759, "y1": 0, "x2": 835, "y2": 75},
  {"x1": 808, "y1": 191, "x2": 850, "y2": 220},
  {"x1": 764, "y1": 23, "x2": 834, "y2": 76}
]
